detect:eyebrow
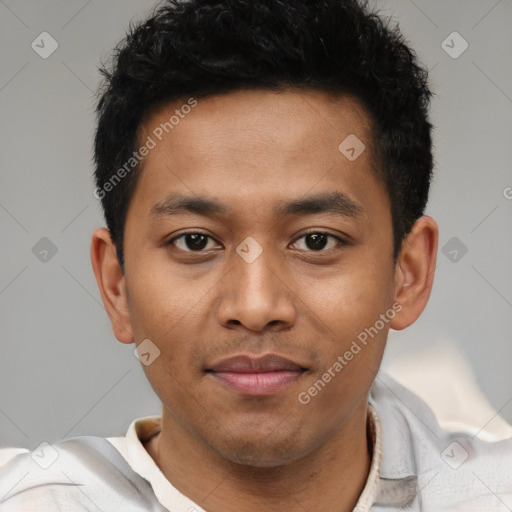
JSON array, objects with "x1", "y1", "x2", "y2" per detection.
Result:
[{"x1": 149, "y1": 191, "x2": 365, "y2": 220}]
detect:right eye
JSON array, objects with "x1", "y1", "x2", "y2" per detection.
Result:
[{"x1": 167, "y1": 232, "x2": 221, "y2": 252}]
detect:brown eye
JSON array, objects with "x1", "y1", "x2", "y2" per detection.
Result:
[
  {"x1": 169, "y1": 233, "x2": 217, "y2": 252},
  {"x1": 292, "y1": 232, "x2": 342, "y2": 252}
]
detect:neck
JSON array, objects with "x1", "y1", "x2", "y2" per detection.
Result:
[{"x1": 145, "y1": 401, "x2": 372, "y2": 512}]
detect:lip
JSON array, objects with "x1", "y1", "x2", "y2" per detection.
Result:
[{"x1": 206, "y1": 354, "x2": 307, "y2": 396}]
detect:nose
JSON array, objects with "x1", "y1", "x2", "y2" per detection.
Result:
[{"x1": 216, "y1": 246, "x2": 297, "y2": 332}]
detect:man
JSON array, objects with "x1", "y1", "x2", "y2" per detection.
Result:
[{"x1": 1, "y1": 0, "x2": 511, "y2": 510}]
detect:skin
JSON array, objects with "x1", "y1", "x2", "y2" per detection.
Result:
[{"x1": 91, "y1": 88, "x2": 438, "y2": 512}]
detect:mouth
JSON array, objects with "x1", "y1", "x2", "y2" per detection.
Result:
[{"x1": 205, "y1": 353, "x2": 308, "y2": 396}]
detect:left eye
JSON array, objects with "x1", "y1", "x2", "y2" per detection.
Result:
[{"x1": 291, "y1": 232, "x2": 342, "y2": 252}]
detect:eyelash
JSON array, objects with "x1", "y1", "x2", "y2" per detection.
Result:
[{"x1": 166, "y1": 230, "x2": 345, "y2": 254}]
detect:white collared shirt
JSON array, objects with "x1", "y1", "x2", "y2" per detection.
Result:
[
  {"x1": 105, "y1": 402, "x2": 383, "y2": 511},
  {"x1": 1, "y1": 371, "x2": 511, "y2": 511}
]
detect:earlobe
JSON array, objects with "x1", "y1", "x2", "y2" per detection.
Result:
[
  {"x1": 90, "y1": 227, "x2": 134, "y2": 344},
  {"x1": 389, "y1": 216, "x2": 438, "y2": 331}
]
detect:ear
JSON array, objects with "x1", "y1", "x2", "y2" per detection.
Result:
[
  {"x1": 90, "y1": 227, "x2": 134, "y2": 344},
  {"x1": 390, "y1": 216, "x2": 438, "y2": 330}
]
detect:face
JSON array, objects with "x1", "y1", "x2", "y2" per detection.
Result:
[{"x1": 120, "y1": 89, "x2": 398, "y2": 466}]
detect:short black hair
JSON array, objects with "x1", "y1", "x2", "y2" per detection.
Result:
[{"x1": 93, "y1": 0, "x2": 434, "y2": 272}]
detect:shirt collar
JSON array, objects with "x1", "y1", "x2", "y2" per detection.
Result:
[
  {"x1": 352, "y1": 403, "x2": 382, "y2": 511},
  {"x1": 368, "y1": 373, "x2": 419, "y2": 509},
  {"x1": 126, "y1": 378, "x2": 419, "y2": 511},
  {"x1": 125, "y1": 416, "x2": 199, "y2": 511}
]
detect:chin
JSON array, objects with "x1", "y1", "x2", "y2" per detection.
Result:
[
  {"x1": 218, "y1": 445, "x2": 302, "y2": 468},
  {"x1": 206, "y1": 426, "x2": 313, "y2": 468}
]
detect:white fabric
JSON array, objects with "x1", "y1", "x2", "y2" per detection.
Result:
[
  {"x1": 105, "y1": 404, "x2": 382, "y2": 512},
  {"x1": 382, "y1": 340, "x2": 512, "y2": 441},
  {"x1": 1, "y1": 371, "x2": 512, "y2": 511}
]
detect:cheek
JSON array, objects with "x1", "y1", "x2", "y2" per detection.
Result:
[
  {"x1": 299, "y1": 278, "x2": 391, "y2": 419},
  {"x1": 296, "y1": 257, "x2": 394, "y2": 406},
  {"x1": 302, "y1": 260, "x2": 394, "y2": 342},
  {"x1": 126, "y1": 253, "x2": 209, "y2": 340},
  {"x1": 126, "y1": 257, "x2": 219, "y2": 383}
]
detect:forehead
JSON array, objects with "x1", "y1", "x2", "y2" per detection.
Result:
[
  {"x1": 140, "y1": 88, "x2": 374, "y2": 154},
  {"x1": 129, "y1": 88, "x2": 387, "y2": 222}
]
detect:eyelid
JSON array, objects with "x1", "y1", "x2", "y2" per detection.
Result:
[{"x1": 295, "y1": 228, "x2": 345, "y2": 241}]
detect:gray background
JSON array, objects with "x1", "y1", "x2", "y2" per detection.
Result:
[{"x1": 1, "y1": 0, "x2": 511, "y2": 449}]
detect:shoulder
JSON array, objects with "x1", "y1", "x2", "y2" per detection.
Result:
[
  {"x1": 0, "y1": 436, "x2": 168, "y2": 511},
  {"x1": 0, "y1": 447, "x2": 29, "y2": 469},
  {"x1": 370, "y1": 371, "x2": 512, "y2": 510}
]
